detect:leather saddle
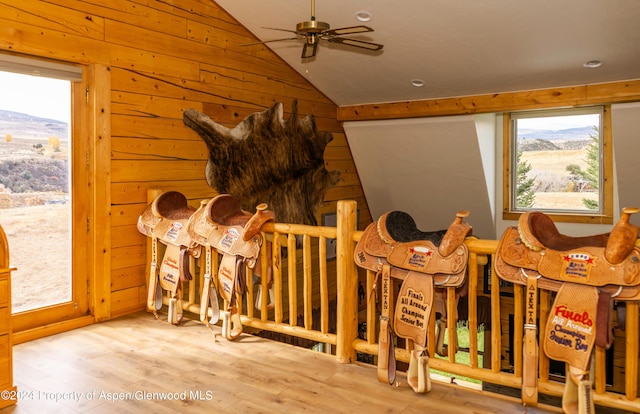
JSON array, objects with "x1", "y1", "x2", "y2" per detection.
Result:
[
  {"x1": 354, "y1": 210, "x2": 472, "y2": 394},
  {"x1": 137, "y1": 191, "x2": 200, "y2": 324},
  {"x1": 494, "y1": 207, "x2": 640, "y2": 413},
  {"x1": 355, "y1": 211, "x2": 471, "y2": 286},
  {"x1": 187, "y1": 194, "x2": 275, "y2": 340}
]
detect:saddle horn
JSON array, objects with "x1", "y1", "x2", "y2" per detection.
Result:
[{"x1": 606, "y1": 207, "x2": 640, "y2": 265}]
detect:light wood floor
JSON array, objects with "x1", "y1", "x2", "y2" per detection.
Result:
[{"x1": 3, "y1": 311, "x2": 561, "y2": 414}]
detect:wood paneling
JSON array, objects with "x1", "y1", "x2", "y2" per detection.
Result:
[
  {"x1": 1, "y1": 0, "x2": 363, "y2": 320},
  {"x1": 0, "y1": 0, "x2": 105, "y2": 39},
  {"x1": 111, "y1": 182, "x2": 213, "y2": 205}
]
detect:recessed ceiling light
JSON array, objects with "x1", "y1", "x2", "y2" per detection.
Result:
[
  {"x1": 355, "y1": 11, "x2": 372, "y2": 22},
  {"x1": 583, "y1": 60, "x2": 603, "y2": 69},
  {"x1": 411, "y1": 79, "x2": 425, "y2": 87}
]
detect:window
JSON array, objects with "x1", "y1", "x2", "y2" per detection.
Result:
[
  {"x1": 0, "y1": 70, "x2": 72, "y2": 313},
  {"x1": 0, "y1": 53, "x2": 93, "y2": 336},
  {"x1": 503, "y1": 106, "x2": 613, "y2": 223}
]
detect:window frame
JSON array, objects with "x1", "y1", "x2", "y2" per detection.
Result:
[
  {"x1": 502, "y1": 105, "x2": 613, "y2": 224},
  {"x1": 1, "y1": 53, "x2": 109, "y2": 342}
]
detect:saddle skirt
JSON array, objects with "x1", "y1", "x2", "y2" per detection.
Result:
[{"x1": 187, "y1": 194, "x2": 274, "y2": 269}]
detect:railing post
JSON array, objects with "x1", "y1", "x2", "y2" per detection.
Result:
[{"x1": 336, "y1": 199, "x2": 358, "y2": 363}]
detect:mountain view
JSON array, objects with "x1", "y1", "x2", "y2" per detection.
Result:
[
  {"x1": 0, "y1": 109, "x2": 68, "y2": 140},
  {"x1": 517, "y1": 126, "x2": 595, "y2": 152},
  {"x1": 517, "y1": 125, "x2": 595, "y2": 141},
  {"x1": 0, "y1": 109, "x2": 69, "y2": 202}
]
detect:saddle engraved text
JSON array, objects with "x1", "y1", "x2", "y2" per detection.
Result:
[
  {"x1": 164, "y1": 221, "x2": 183, "y2": 242},
  {"x1": 405, "y1": 246, "x2": 433, "y2": 269},
  {"x1": 553, "y1": 304, "x2": 593, "y2": 327},
  {"x1": 218, "y1": 228, "x2": 241, "y2": 252},
  {"x1": 398, "y1": 288, "x2": 429, "y2": 329}
]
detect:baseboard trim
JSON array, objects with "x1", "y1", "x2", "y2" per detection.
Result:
[{"x1": 12, "y1": 315, "x2": 94, "y2": 344}]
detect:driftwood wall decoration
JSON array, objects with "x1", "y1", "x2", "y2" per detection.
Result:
[{"x1": 183, "y1": 101, "x2": 340, "y2": 225}]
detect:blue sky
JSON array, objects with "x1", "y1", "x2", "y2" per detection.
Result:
[{"x1": 0, "y1": 71, "x2": 71, "y2": 123}]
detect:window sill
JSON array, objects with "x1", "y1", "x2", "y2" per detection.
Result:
[{"x1": 502, "y1": 211, "x2": 613, "y2": 225}]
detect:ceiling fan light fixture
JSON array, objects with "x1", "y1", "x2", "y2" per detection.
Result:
[
  {"x1": 246, "y1": 0, "x2": 384, "y2": 59},
  {"x1": 583, "y1": 60, "x2": 603, "y2": 69},
  {"x1": 411, "y1": 79, "x2": 425, "y2": 87},
  {"x1": 297, "y1": 20, "x2": 330, "y2": 33},
  {"x1": 355, "y1": 11, "x2": 372, "y2": 22}
]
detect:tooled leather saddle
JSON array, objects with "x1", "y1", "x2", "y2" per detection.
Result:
[
  {"x1": 354, "y1": 210, "x2": 472, "y2": 393},
  {"x1": 187, "y1": 194, "x2": 275, "y2": 340},
  {"x1": 494, "y1": 207, "x2": 640, "y2": 413},
  {"x1": 137, "y1": 191, "x2": 200, "y2": 325}
]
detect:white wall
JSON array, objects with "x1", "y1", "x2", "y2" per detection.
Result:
[
  {"x1": 344, "y1": 116, "x2": 495, "y2": 238},
  {"x1": 612, "y1": 102, "x2": 640, "y2": 226},
  {"x1": 345, "y1": 104, "x2": 640, "y2": 239}
]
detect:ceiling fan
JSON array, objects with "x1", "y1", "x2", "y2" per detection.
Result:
[{"x1": 243, "y1": 0, "x2": 384, "y2": 58}]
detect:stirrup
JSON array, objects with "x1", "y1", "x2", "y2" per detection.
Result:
[
  {"x1": 167, "y1": 296, "x2": 183, "y2": 325},
  {"x1": 222, "y1": 308, "x2": 243, "y2": 340},
  {"x1": 407, "y1": 349, "x2": 431, "y2": 394},
  {"x1": 200, "y1": 273, "x2": 220, "y2": 325},
  {"x1": 148, "y1": 278, "x2": 163, "y2": 314},
  {"x1": 435, "y1": 319, "x2": 447, "y2": 356},
  {"x1": 255, "y1": 285, "x2": 275, "y2": 311},
  {"x1": 563, "y1": 368, "x2": 594, "y2": 414},
  {"x1": 435, "y1": 318, "x2": 458, "y2": 357},
  {"x1": 577, "y1": 379, "x2": 595, "y2": 414}
]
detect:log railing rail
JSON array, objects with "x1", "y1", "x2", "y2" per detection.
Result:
[{"x1": 152, "y1": 197, "x2": 639, "y2": 412}]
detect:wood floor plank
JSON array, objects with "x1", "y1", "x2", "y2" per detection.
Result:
[{"x1": 3, "y1": 312, "x2": 562, "y2": 413}]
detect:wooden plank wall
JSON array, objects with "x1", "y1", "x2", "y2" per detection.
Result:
[{"x1": 0, "y1": 0, "x2": 369, "y2": 320}]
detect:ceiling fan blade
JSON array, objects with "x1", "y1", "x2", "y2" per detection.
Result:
[
  {"x1": 240, "y1": 37, "x2": 299, "y2": 46},
  {"x1": 326, "y1": 36, "x2": 384, "y2": 51},
  {"x1": 323, "y1": 25, "x2": 374, "y2": 36},
  {"x1": 301, "y1": 41, "x2": 318, "y2": 58},
  {"x1": 262, "y1": 26, "x2": 301, "y2": 35}
]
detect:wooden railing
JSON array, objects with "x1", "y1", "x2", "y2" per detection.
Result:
[{"x1": 168, "y1": 199, "x2": 640, "y2": 412}]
